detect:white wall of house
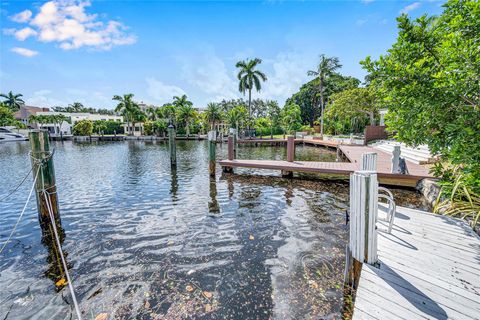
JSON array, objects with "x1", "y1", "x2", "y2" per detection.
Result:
[
  {"x1": 123, "y1": 123, "x2": 144, "y2": 136},
  {"x1": 35, "y1": 111, "x2": 123, "y2": 135}
]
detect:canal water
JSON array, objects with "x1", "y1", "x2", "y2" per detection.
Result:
[{"x1": 0, "y1": 141, "x2": 429, "y2": 319}]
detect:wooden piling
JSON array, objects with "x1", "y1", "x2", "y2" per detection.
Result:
[
  {"x1": 287, "y1": 136, "x2": 295, "y2": 162},
  {"x1": 227, "y1": 135, "x2": 234, "y2": 161},
  {"x1": 29, "y1": 130, "x2": 61, "y2": 231},
  {"x1": 360, "y1": 153, "x2": 378, "y2": 171},
  {"x1": 208, "y1": 130, "x2": 216, "y2": 176},
  {"x1": 168, "y1": 124, "x2": 176, "y2": 166},
  {"x1": 229, "y1": 128, "x2": 238, "y2": 157},
  {"x1": 346, "y1": 170, "x2": 379, "y2": 288}
]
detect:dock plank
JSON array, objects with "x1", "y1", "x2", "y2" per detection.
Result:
[
  {"x1": 353, "y1": 205, "x2": 480, "y2": 320},
  {"x1": 219, "y1": 145, "x2": 433, "y2": 187}
]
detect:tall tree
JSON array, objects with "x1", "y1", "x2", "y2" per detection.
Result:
[
  {"x1": 113, "y1": 94, "x2": 138, "y2": 135},
  {"x1": 286, "y1": 74, "x2": 360, "y2": 126},
  {"x1": 235, "y1": 58, "x2": 267, "y2": 123},
  {"x1": 205, "y1": 102, "x2": 223, "y2": 131},
  {"x1": 0, "y1": 103, "x2": 24, "y2": 127},
  {"x1": 145, "y1": 106, "x2": 157, "y2": 121},
  {"x1": 266, "y1": 100, "x2": 281, "y2": 138},
  {"x1": 0, "y1": 91, "x2": 25, "y2": 112},
  {"x1": 307, "y1": 55, "x2": 342, "y2": 136},
  {"x1": 173, "y1": 95, "x2": 195, "y2": 137},
  {"x1": 361, "y1": 0, "x2": 480, "y2": 210},
  {"x1": 68, "y1": 102, "x2": 85, "y2": 113},
  {"x1": 226, "y1": 105, "x2": 248, "y2": 131},
  {"x1": 328, "y1": 87, "x2": 380, "y2": 126},
  {"x1": 280, "y1": 103, "x2": 302, "y2": 136}
]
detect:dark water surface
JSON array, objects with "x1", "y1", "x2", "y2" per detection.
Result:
[{"x1": 0, "y1": 141, "x2": 429, "y2": 319}]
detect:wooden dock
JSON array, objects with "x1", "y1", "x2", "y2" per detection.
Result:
[
  {"x1": 219, "y1": 145, "x2": 432, "y2": 187},
  {"x1": 353, "y1": 204, "x2": 480, "y2": 320},
  {"x1": 236, "y1": 138, "x2": 340, "y2": 148}
]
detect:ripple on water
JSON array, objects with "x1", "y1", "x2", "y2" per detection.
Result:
[{"x1": 0, "y1": 141, "x2": 428, "y2": 319}]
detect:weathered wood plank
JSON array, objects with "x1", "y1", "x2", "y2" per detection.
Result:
[{"x1": 353, "y1": 205, "x2": 480, "y2": 320}]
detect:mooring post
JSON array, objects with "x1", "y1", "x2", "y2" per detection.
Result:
[
  {"x1": 227, "y1": 135, "x2": 234, "y2": 161},
  {"x1": 208, "y1": 130, "x2": 216, "y2": 176},
  {"x1": 361, "y1": 152, "x2": 378, "y2": 171},
  {"x1": 223, "y1": 134, "x2": 234, "y2": 173},
  {"x1": 282, "y1": 135, "x2": 295, "y2": 177},
  {"x1": 347, "y1": 170, "x2": 379, "y2": 288},
  {"x1": 287, "y1": 136, "x2": 295, "y2": 162},
  {"x1": 391, "y1": 145, "x2": 401, "y2": 173},
  {"x1": 29, "y1": 130, "x2": 61, "y2": 230},
  {"x1": 168, "y1": 124, "x2": 176, "y2": 166},
  {"x1": 229, "y1": 128, "x2": 237, "y2": 157}
]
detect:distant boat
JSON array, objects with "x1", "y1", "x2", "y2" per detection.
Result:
[{"x1": 0, "y1": 127, "x2": 28, "y2": 142}]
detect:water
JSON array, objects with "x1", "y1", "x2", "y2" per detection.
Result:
[{"x1": 0, "y1": 141, "x2": 429, "y2": 319}]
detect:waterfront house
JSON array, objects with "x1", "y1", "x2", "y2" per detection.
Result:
[{"x1": 35, "y1": 111, "x2": 123, "y2": 136}]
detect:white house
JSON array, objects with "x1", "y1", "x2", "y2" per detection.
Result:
[{"x1": 35, "y1": 111, "x2": 123, "y2": 135}]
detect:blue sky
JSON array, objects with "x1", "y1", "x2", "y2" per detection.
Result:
[{"x1": 0, "y1": 0, "x2": 445, "y2": 109}]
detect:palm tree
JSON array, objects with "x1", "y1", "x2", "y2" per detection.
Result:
[
  {"x1": 28, "y1": 114, "x2": 39, "y2": 127},
  {"x1": 28, "y1": 114, "x2": 49, "y2": 130},
  {"x1": 307, "y1": 54, "x2": 342, "y2": 137},
  {"x1": 179, "y1": 105, "x2": 196, "y2": 137},
  {"x1": 205, "y1": 102, "x2": 223, "y2": 131},
  {"x1": 131, "y1": 107, "x2": 146, "y2": 135},
  {"x1": 51, "y1": 114, "x2": 71, "y2": 140},
  {"x1": 266, "y1": 100, "x2": 280, "y2": 138},
  {"x1": 173, "y1": 95, "x2": 195, "y2": 137},
  {"x1": 113, "y1": 94, "x2": 138, "y2": 135},
  {"x1": 68, "y1": 102, "x2": 85, "y2": 113},
  {"x1": 160, "y1": 104, "x2": 177, "y2": 126},
  {"x1": 145, "y1": 106, "x2": 157, "y2": 121},
  {"x1": 235, "y1": 58, "x2": 267, "y2": 122},
  {"x1": 226, "y1": 105, "x2": 248, "y2": 132},
  {"x1": 0, "y1": 91, "x2": 25, "y2": 111}
]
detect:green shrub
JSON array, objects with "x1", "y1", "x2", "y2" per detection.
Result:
[{"x1": 73, "y1": 119, "x2": 93, "y2": 136}]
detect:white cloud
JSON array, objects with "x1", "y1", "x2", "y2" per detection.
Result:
[
  {"x1": 361, "y1": 0, "x2": 375, "y2": 4},
  {"x1": 7, "y1": 1, "x2": 136, "y2": 51},
  {"x1": 11, "y1": 10, "x2": 33, "y2": 23},
  {"x1": 25, "y1": 90, "x2": 66, "y2": 107},
  {"x1": 14, "y1": 27, "x2": 38, "y2": 41},
  {"x1": 401, "y1": 2, "x2": 421, "y2": 14},
  {"x1": 146, "y1": 77, "x2": 186, "y2": 103},
  {"x1": 258, "y1": 51, "x2": 313, "y2": 103},
  {"x1": 356, "y1": 19, "x2": 368, "y2": 27},
  {"x1": 180, "y1": 47, "x2": 238, "y2": 102},
  {"x1": 11, "y1": 47, "x2": 39, "y2": 57}
]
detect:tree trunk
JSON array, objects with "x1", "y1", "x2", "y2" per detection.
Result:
[{"x1": 186, "y1": 121, "x2": 190, "y2": 138}]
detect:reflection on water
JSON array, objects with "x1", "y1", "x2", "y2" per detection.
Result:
[{"x1": 0, "y1": 141, "x2": 428, "y2": 319}]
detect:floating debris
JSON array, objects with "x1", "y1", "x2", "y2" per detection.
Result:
[{"x1": 94, "y1": 313, "x2": 108, "y2": 320}]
